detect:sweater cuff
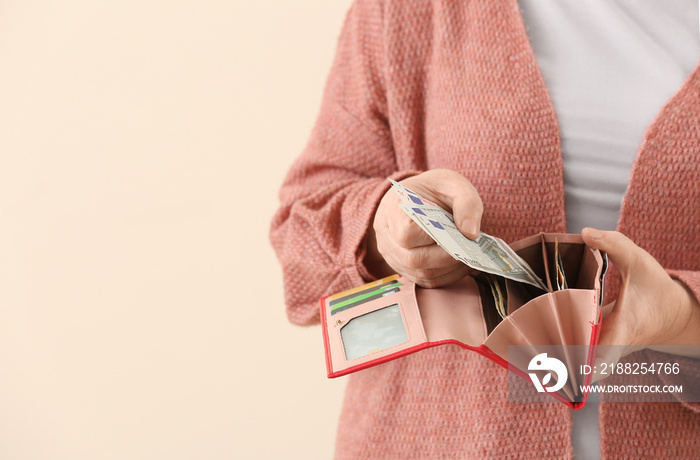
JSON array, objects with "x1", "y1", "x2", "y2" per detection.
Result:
[
  {"x1": 352, "y1": 170, "x2": 422, "y2": 284},
  {"x1": 644, "y1": 349, "x2": 700, "y2": 412},
  {"x1": 667, "y1": 269, "x2": 700, "y2": 308},
  {"x1": 648, "y1": 269, "x2": 700, "y2": 412}
]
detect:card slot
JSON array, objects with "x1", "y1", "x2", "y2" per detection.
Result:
[
  {"x1": 541, "y1": 236, "x2": 584, "y2": 291},
  {"x1": 329, "y1": 278, "x2": 401, "y2": 307},
  {"x1": 505, "y1": 279, "x2": 535, "y2": 315},
  {"x1": 326, "y1": 274, "x2": 400, "y2": 304},
  {"x1": 578, "y1": 245, "x2": 605, "y2": 292},
  {"x1": 538, "y1": 233, "x2": 605, "y2": 292},
  {"x1": 539, "y1": 233, "x2": 554, "y2": 293},
  {"x1": 327, "y1": 288, "x2": 415, "y2": 327},
  {"x1": 333, "y1": 292, "x2": 414, "y2": 362},
  {"x1": 329, "y1": 278, "x2": 404, "y2": 315},
  {"x1": 509, "y1": 233, "x2": 551, "y2": 297},
  {"x1": 325, "y1": 281, "x2": 429, "y2": 374},
  {"x1": 340, "y1": 303, "x2": 409, "y2": 361},
  {"x1": 474, "y1": 275, "x2": 503, "y2": 335}
]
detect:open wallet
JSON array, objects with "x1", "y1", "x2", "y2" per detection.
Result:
[{"x1": 320, "y1": 233, "x2": 609, "y2": 409}]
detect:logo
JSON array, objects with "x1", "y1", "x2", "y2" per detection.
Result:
[{"x1": 528, "y1": 353, "x2": 568, "y2": 393}]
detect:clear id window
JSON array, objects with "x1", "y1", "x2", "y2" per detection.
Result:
[{"x1": 340, "y1": 303, "x2": 408, "y2": 361}]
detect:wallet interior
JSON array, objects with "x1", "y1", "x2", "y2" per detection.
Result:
[
  {"x1": 414, "y1": 233, "x2": 604, "y2": 401},
  {"x1": 323, "y1": 233, "x2": 605, "y2": 404},
  {"x1": 415, "y1": 233, "x2": 603, "y2": 347}
]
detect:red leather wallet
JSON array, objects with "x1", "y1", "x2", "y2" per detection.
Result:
[{"x1": 320, "y1": 233, "x2": 608, "y2": 409}]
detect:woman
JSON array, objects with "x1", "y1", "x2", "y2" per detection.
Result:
[{"x1": 271, "y1": 1, "x2": 700, "y2": 457}]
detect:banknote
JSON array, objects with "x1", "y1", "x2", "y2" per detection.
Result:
[
  {"x1": 390, "y1": 179, "x2": 547, "y2": 290},
  {"x1": 555, "y1": 238, "x2": 568, "y2": 291},
  {"x1": 474, "y1": 273, "x2": 506, "y2": 333},
  {"x1": 480, "y1": 273, "x2": 507, "y2": 320}
]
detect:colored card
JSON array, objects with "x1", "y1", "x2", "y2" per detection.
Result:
[
  {"x1": 330, "y1": 279, "x2": 400, "y2": 307},
  {"x1": 330, "y1": 283, "x2": 402, "y2": 315},
  {"x1": 327, "y1": 274, "x2": 399, "y2": 303}
]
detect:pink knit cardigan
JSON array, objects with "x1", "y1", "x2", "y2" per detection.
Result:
[{"x1": 270, "y1": 1, "x2": 700, "y2": 457}]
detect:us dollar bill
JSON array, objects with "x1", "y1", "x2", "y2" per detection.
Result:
[{"x1": 390, "y1": 180, "x2": 547, "y2": 291}]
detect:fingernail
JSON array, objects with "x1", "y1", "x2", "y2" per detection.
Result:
[
  {"x1": 461, "y1": 218, "x2": 479, "y2": 238},
  {"x1": 585, "y1": 228, "x2": 603, "y2": 239}
]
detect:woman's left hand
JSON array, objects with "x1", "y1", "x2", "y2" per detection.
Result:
[{"x1": 581, "y1": 228, "x2": 700, "y2": 360}]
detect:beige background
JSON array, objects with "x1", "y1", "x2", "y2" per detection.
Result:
[{"x1": 0, "y1": 1, "x2": 352, "y2": 458}]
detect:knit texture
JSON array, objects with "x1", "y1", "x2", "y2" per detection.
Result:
[{"x1": 269, "y1": 0, "x2": 700, "y2": 458}]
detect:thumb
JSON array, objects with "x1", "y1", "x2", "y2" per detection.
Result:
[
  {"x1": 422, "y1": 170, "x2": 483, "y2": 240},
  {"x1": 452, "y1": 188, "x2": 484, "y2": 240},
  {"x1": 581, "y1": 228, "x2": 637, "y2": 276},
  {"x1": 596, "y1": 305, "x2": 625, "y2": 348},
  {"x1": 596, "y1": 308, "x2": 637, "y2": 362}
]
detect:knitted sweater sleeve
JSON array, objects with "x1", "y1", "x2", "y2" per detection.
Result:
[
  {"x1": 269, "y1": 0, "x2": 419, "y2": 326},
  {"x1": 642, "y1": 269, "x2": 700, "y2": 412}
]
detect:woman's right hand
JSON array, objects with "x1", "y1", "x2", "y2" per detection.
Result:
[{"x1": 365, "y1": 169, "x2": 484, "y2": 288}]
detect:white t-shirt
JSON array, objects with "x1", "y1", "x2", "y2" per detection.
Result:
[{"x1": 517, "y1": 0, "x2": 700, "y2": 458}]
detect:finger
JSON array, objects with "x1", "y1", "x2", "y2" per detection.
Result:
[
  {"x1": 450, "y1": 189, "x2": 484, "y2": 240},
  {"x1": 395, "y1": 243, "x2": 462, "y2": 270},
  {"x1": 387, "y1": 212, "x2": 435, "y2": 248},
  {"x1": 420, "y1": 170, "x2": 484, "y2": 239},
  {"x1": 426, "y1": 170, "x2": 484, "y2": 239},
  {"x1": 581, "y1": 228, "x2": 639, "y2": 276},
  {"x1": 406, "y1": 264, "x2": 466, "y2": 285},
  {"x1": 378, "y1": 239, "x2": 467, "y2": 283},
  {"x1": 377, "y1": 250, "x2": 446, "y2": 282},
  {"x1": 409, "y1": 264, "x2": 473, "y2": 289}
]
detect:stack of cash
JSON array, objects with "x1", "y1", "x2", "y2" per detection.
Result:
[{"x1": 390, "y1": 179, "x2": 548, "y2": 291}]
